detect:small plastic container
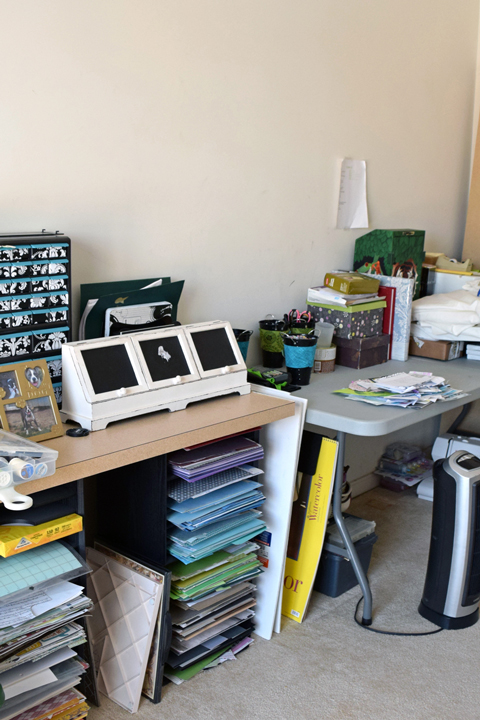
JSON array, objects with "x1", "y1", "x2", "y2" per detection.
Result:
[
  {"x1": 315, "y1": 322, "x2": 335, "y2": 348},
  {"x1": 314, "y1": 532, "x2": 378, "y2": 597}
]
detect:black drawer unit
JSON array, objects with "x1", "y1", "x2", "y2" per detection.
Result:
[{"x1": 0, "y1": 231, "x2": 71, "y2": 406}]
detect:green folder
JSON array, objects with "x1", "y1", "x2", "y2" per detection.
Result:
[{"x1": 79, "y1": 277, "x2": 185, "y2": 339}]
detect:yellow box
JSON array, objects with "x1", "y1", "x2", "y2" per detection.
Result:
[{"x1": 0, "y1": 513, "x2": 83, "y2": 557}]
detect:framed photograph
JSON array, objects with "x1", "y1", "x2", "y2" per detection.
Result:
[{"x1": 0, "y1": 359, "x2": 63, "y2": 441}]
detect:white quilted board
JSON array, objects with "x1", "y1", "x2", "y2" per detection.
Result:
[{"x1": 86, "y1": 548, "x2": 163, "y2": 713}]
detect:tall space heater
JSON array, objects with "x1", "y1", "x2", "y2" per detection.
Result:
[{"x1": 419, "y1": 451, "x2": 480, "y2": 629}]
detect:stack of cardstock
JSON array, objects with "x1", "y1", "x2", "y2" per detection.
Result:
[
  {"x1": 165, "y1": 436, "x2": 266, "y2": 683},
  {"x1": 7, "y1": 689, "x2": 89, "y2": 720},
  {"x1": 0, "y1": 543, "x2": 92, "y2": 720},
  {"x1": 168, "y1": 438, "x2": 264, "y2": 482}
]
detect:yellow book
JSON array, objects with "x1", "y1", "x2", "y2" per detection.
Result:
[
  {"x1": 282, "y1": 437, "x2": 338, "y2": 623},
  {"x1": 0, "y1": 513, "x2": 83, "y2": 557}
]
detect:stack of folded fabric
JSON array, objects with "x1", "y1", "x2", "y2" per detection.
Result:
[
  {"x1": 411, "y1": 280, "x2": 480, "y2": 342},
  {"x1": 466, "y1": 343, "x2": 480, "y2": 361}
]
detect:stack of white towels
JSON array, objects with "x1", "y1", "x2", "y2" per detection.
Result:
[
  {"x1": 411, "y1": 279, "x2": 480, "y2": 343},
  {"x1": 467, "y1": 343, "x2": 480, "y2": 360}
]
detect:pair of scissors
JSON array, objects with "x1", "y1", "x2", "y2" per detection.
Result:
[{"x1": 288, "y1": 309, "x2": 312, "y2": 325}]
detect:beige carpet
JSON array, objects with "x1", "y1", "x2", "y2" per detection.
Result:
[{"x1": 89, "y1": 486, "x2": 480, "y2": 720}]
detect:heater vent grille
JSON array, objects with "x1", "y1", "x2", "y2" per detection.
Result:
[{"x1": 464, "y1": 481, "x2": 480, "y2": 606}]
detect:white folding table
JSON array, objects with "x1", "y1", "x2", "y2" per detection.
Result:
[{"x1": 294, "y1": 356, "x2": 480, "y2": 625}]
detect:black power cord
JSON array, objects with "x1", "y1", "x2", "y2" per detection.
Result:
[{"x1": 354, "y1": 596, "x2": 444, "y2": 636}]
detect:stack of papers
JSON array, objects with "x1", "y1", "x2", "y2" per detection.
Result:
[
  {"x1": 334, "y1": 371, "x2": 468, "y2": 408},
  {"x1": 0, "y1": 542, "x2": 92, "y2": 720},
  {"x1": 8, "y1": 689, "x2": 88, "y2": 720},
  {"x1": 168, "y1": 510, "x2": 266, "y2": 563},
  {"x1": 307, "y1": 286, "x2": 381, "y2": 307},
  {"x1": 165, "y1": 436, "x2": 265, "y2": 684},
  {"x1": 168, "y1": 438, "x2": 264, "y2": 482},
  {"x1": 165, "y1": 543, "x2": 260, "y2": 683}
]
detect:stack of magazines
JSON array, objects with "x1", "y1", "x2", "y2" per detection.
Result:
[{"x1": 0, "y1": 542, "x2": 92, "y2": 720}]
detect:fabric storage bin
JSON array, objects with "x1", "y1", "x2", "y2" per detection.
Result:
[
  {"x1": 334, "y1": 333, "x2": 390, "y2": 369},
  {"x1": 0, "y1": 299, "x2": 9, "y2": 313},
  {"x1": 0, "y1": 315, "x2": 10, "y2": 330},
  {"x1": 314, "y1": 533, "x2": 378, "y2": 597},
  {"x1": 353, "y1": 228, "x2": 425, "y2": 300},
  {"x1": 11, "y1": 296, "x2": 32, "y2": 311},
  {"x1": 31, "y1": 279, "x2": 51, "y2": 293},
  {"x1": 29, "y1": 294, "x2": 49, "y2": 309},
  {"x1": 46, "y1": 355, "x2": 62, "y2": 380},
  {"x1": 32, "y1": 327, "x2": 69, "y2": 354},
  {"x1": 48, "y1": 261, "x2": 68, "y2": 275},
  {"x1": 10, "y1": 312, "x2": 32, "y2": 329},
  {"x1": 10, "y1": 263, "x2": 31, "y2": 279},
  {"x1": 52, "y1": 382, "x2": 62, "y2": 405},
  {"x1": 0, "y1": 331, "x2": 32, "y2": 359},
  {"x1": 49, "y1": 244, "x2": 69, "y2": 258},
  {"x1": 10, "y1": 245, "x2": 31, "y2": 262},
  {"x1": 46, "y1": 309, "x2": 68, "y2": 324},
  {"x1": 49, "y1": 291, "x2": 68, "y2": 307},
  {"x1": 10, "y1": 281, "x2": 31, "y2": 295},
  {"x1": 31, "y1": 309, "x2": 50, "y2": 325},
  {"x1": 30, "y1": 245, "x2": 51, "y2": 260},
  {"x1": 29, "y1": 261, "x2": 51, "y2": 276},
  {"x1": 49, "y1": 276, "x2": 68, "y2": 292},
  {"x1": 307, "y1": 300, "x2": 386, "y2": 340}
]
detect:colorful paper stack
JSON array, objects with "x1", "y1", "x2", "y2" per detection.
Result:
[
  {"x1": 164, "y1": 436, "x2": 266, "y2": 684},
  {"x1": 334, "y1": 371, "x2": 468, "y2": 409}
]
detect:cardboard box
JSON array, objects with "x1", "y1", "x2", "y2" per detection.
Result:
[
  {"x1": 0, "y1": 513, "x2": 83, "y2": 557},
  {"x1": 334, "y1": 333, "x2": 390, "y2": 369},
  {"x1": 323, "y1": 272, "x2": 380, "y2": 295},
  {"x1": 353, "y1": 229, "x2": 425, "y2": 300},
  {"x1": 409, "y1": 337, "x2": 465, "y2": 361}
]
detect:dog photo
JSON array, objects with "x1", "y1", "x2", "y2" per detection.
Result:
[
  {"x1": 0, "y1": 370, "x2": 20, "y2": 400},
  {"x1": 24, "y1": 365, "x2": 44, "y2": 388},
  {"x1": 5, "y1": 397, "x2": 57, "y2": 439}
]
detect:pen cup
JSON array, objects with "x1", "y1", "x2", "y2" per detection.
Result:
[
  {"x1": 259, "y1": 319, "x2": 285, "y2": 368},
  {"x1": 233, "y1": 329, "x2": 253, "y2": 363},
  {"x1": 283, "y1": 334, "x2": 317, "y2": 385}
]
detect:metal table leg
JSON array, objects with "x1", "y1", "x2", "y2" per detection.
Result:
[{"x1": 332, "y1": 431, "x2": 373, "y2": 625}]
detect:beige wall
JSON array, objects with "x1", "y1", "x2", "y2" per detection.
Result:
[{"x1": 0, "y1": 1, "x2": 478, "y2": 476}]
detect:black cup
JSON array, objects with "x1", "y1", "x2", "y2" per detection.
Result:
[{"x1": 259, "y1": 318, "x2": 285, "y2": 368}]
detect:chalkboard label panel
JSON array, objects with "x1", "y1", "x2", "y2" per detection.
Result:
[
  {"x1": 191, "y1": 328, "x2": 237, "y2": 372},
  {"x1": 81, "y1": 345, "x2": 139, "y2": 394},
  {"x1": 139, "y1": 336, "x2": 191, "y2": 382}
]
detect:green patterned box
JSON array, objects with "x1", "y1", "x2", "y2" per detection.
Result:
[
  {"x1": 307, "y1": 300, "x2": 386, "y2": 340},
  {"x1": 353, "y1": 229, "x2": 425, "y2": 300}
]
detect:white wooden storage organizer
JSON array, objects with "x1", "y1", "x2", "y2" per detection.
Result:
[{"x1": 61, "y1": 321, "x2": 250, "y2": 430}]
